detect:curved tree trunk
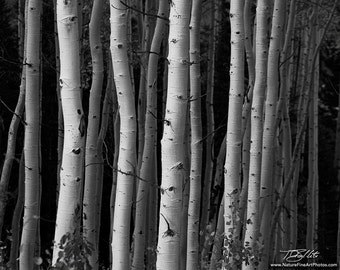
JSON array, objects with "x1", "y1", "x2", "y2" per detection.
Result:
[
  {"x1": 52, "y1": 0, "x2": 85, "y2": 267},
  {"x1": 110, "y1": 0, "x2": 137, "y2": 268}
]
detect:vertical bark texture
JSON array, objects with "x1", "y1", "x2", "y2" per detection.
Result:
[
  {"x1": 132, "y1": 1, "x2": 169, "y2": 269},
  {"x1": 243, "y1": 0, "x2": 269, "y2": 269},
  {"x1": 83, "y1": 0, "x2": 104, "y2": 268},
  {"x1": 52, "y1": 0, "x2": 85, "y2": 265},
  {"x1": 186, "y1": 0, "x2": 202, "y2": 269},
  {"x1": 224, "y1": 0, "x2": 244, "y2": 268},
  {"x1": 259, "y1": 0, "x2": 285, "y2": 267},
  {"x1": 110, "y1": 0, "x2": 137, "y2": 269},
  {"x1": 156, "y1": 1, "x2": 191, "y2": 269},
  {"x1": 20, "y1": 0, "x2": 41, "y2": 268}
]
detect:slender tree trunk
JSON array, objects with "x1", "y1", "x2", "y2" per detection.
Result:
[
  {"x1": 110, "y1": 0, "x2": 137, "y2": 268},
  {"x1": 9, "y1": 153, "x2": 25, "y2": 270},
  {"x1": 243, "y1": 1, "x2": 269, "y2": 269},
  {"x1": 132, "y1": 1, "x2": 169, "y2": 268},
  {"x1": 83, "y1": 0, "x2": 104, "y2": 268},
  {"x1": 156, "y1": 1, "x2": 191, "y2": 269},
  {"x1": 19, "y1": 0, "x2": 42, "y2": 268},
  {"x1": 0, "y1": 0, "x2": 26, "y2": 236},
  {"x1": 186, "y1": 0, "x2": 202, "y2": 269},
  {"x1": 259, "y1": 1, "x2": 285, "y2": 267},
  {"x1": 52, "y1": 0, "x2": 85, "y2": 266}
]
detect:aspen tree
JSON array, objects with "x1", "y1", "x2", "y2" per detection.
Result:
[
  {"x1": 307, "y1": 19, "x2": 319, "y2": 250},
  {"x1": 53, "y1": 0, "x2": 63, "y2": 201},
  {"x1": 224, "y1": 0, "x2": 244, "y2": 268},
  {"x1": 242, "y1": 0, "x2": 255, "y2": 135},
  {"x1": 19, "y1": 0, "x2": 42, "y2": 268},
  {"x1": 243, "y1": 1, "x2": 270, "y2": 268},
  {"x1": 83, "y1": 0, "x2": 104, "y2": 268},
  {"x1": 136, "y1": 0, "x2": 156, "y2": 174},
  {"x1": 270, "y1": 1, "x2": 337, "y2": 251},
  {"x1": 156, "y1": 1, "x2": 191, "y2": 269},
  {"x1": 276, "y1": 0, "x2": 296, "y2": 250},
  {"x1": 0, "y1": 0, "x2": 26, "y2": 234},
  {"x1": 132, "y1": 1, "x2": 169, "y2": 268},
  {"x1": 180, "y1": 113, "x2": 190, "y2": 270},
  {"x1": 186, "y1": 0, "x2": 202, "y2": 269},
  {"x1": 201, "y1": 135, "x2": 226, "y2": 264},
  {"x1": 110, "y1": 0, "x2": 137, "y2": 268},
  {"x1": 10, "y1": 153, "x2": 24, "y2": 270},
  {"x1": 259, "y1": 0, "x2": 285, "y2": 267},
  {"x1": 52, "y1": 0, "x2": 85, "y2": 265}
]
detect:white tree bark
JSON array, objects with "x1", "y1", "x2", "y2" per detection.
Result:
[
  {"x1": 110, "y1": 0, "x2": 137, "y2": 269},
  {"x1": 52, "y1": 0, "x2": 85, "y2": 266},
  {"x1": 132, "y1": 1, "x2": 169, "y2": 269},
  {"x1": 224, "y1": 1, "x2": 244, "y2": 268},
  {"x1": 186, "y1": 0, "x2": 202, "y2": 269},
  {"x1": 20, "y1": 0, "x2": 41, "y2": 268},
  {"x1": 156, "y1": 1, "x2": 191, "y2": 269},
  {"x1": 259, "y1": 0, "x2": 285, "y2": 267},
  {"x1": 83, "y1": 0, "x2": 104, "y2": 268},
  {"x1": 243, "y1": 0, "x2": 270, "y2": 269}
]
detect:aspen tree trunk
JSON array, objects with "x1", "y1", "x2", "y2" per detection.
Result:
[
  {"x1": 307, "y1": 22, "x2": 319, "y2": 251},
  {"x1": 156, "y1": 1, "x2": 191, "y2": 269},
  {"x1": 259, "y1": 0, "x2": 285, "y2": 267},
  {"x1": 277, "y1": 0, "x2": 296, "y2": 250},
  {"x1": 83, "y1": 0, "x2": 104, "y2": 268},
  {"x1": 180, "y1": 114, "x2": 190, "y2": 270},
  {"x1": 110, "y1": 0, "x2": 137, "y2": 268},
  {"x1": 0, "y1": 0, "x2": 26, "y2": 236},
  {"x1": 52, "y1": 0, "x2": 85, "y2": 265},
  {"x1": 242, "y1": 0, "x2": 255, "y2": 135},
  {"x1": 19, "y1": 0, "x2": 42, "y2": 268},
  {"x1": 54, "y1": 0, "x2": 63, "y2": 202},
  {"x1": 137, "y1": 0, "x2": 156, "y2": 174},
  {"x1": 270, "y1": 1, "x2": 337, "y2": 250},
  {"x1": 132, "y1": 1, "x2": 169, "y2": 268},
  {"x1": 186, "y1": 0, "x2": 202, "y2": 269},
  {"x1": 201, "y1": 135, "x2": 226, "y2": 264},
  {"x1": 10, "y1": 153, "x2": 24, "y2": 270},
  {"x1": 224, "y1": 1, "x2": 244, "y2": 269},
  {"x1": 243, "y1": 1, "x2": 270, "y2": 269}
]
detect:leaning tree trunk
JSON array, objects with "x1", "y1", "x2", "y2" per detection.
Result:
[
  {"x1": 19, "y1": 0, "x2": 42, "y2": 268},
  {"x1": 110, "y1": 0, "x2": 137, "y2": 269},
  {"x1": 52, "y1": 0, "x2": 85, "y2": 267},
  {"x1": 156, "y1": 1, "x2": 191, "y2": 270}
]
